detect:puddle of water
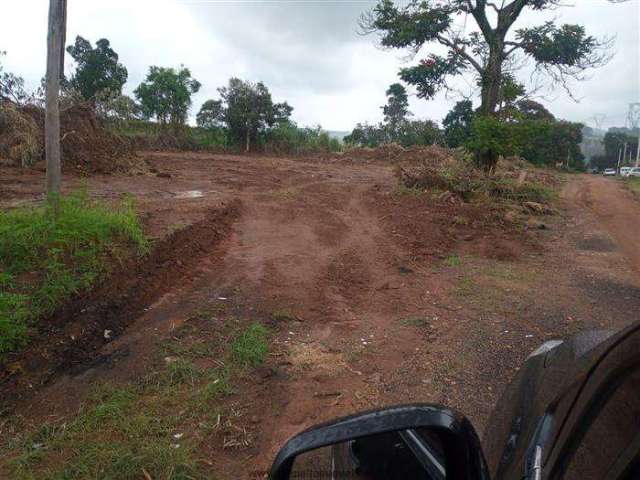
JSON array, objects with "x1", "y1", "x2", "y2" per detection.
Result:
[{"x1": 174, "y1": 190, "x2": 204, "y2": 199}]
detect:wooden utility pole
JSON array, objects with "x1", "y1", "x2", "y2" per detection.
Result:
[{"x1": 45, "y1": 0, "x2": 67, "y2": 197}]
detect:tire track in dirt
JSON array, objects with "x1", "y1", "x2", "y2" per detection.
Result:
[{"x1": 563, "y1": 175, "x2": 640, "y2": 274}]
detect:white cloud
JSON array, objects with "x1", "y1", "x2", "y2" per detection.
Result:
[{"x1": 1, "y1": 0, "x2": 638, "y2": 131}]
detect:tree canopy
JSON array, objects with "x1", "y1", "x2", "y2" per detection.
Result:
[
  {"x1": 134, "y1": 66, "x2": 201, "y2": 127},
  {"x1": 443, "y1": 100, "x2": 474, "y2": 148},
  {"x1": 66, "y1": 36, "x2": 128, "y2": 102},
  {"x1": 196, "y1": 99, "x2": 224, "y2": 129},
  {"x1": 216, "y1": 78, "x2": 293, "y2": 151},
  {"x1": 362, "y1": 0, "x2": 614, "y2": 168}
]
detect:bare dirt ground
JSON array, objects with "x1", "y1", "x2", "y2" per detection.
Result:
[{"x1": 2, "y1": 155, "x2": 639, "y2": 478}]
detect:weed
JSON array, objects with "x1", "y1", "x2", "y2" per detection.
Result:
[
  {"x1": 165, "y1": 358, "x2": 202, "y2": 386},
  {"x1": 394, "y1": 183, "x2": 423, "y2": 197},
  {"x1": 0, "y1": 192, "x2": 147, "y2": 355},
  {"x1": 230, "y1": 322, "x2": 269, "y2": 368},
  {"x1": 270, "y1": 309, "x2": 298, "y2": 323},
  {"x1": 444, "y1": 255, "x2": 463, "y2": 267},
  {"x1": 401, "y1": 316, "x2": 430, "y2": 328}
]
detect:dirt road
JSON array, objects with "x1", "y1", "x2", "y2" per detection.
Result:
[
  {"x1": 563, "y1": 174, "x2": 640, "y2": 274},
  {"x1": 2, "y1": 157, "x2": 640, "y2": 478}
]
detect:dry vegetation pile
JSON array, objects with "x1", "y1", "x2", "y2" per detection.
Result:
[
  {"x1": 0, "y1": 101, "x2": 146, "y2": 174},
  {"x1": 393, "y1": 146, "x2": 559, "y2": 205},
  {"x1": 0, "y1": 102, "x2": 41, "y2": 168}
]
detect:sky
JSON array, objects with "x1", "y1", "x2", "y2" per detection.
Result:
[{"x1": 1, "y1": 0, "x2": 639, "y2": 131}]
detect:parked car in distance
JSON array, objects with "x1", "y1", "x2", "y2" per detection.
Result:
[
  {"x1": 620, "y1": 166, "x2": 632, "y2": 177},
  {"x1": 603, "y1": 168, "x2": 617, "y2": 176},
  {"x1": 628, "y1": 167, "x2": 640, "y2": 178}
]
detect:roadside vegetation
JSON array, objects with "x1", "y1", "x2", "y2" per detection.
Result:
[
  {"x1": 2, "y1": 318, "x2": 269, "y2": 479},
  {"x1": 0, "y1": 192, "x2": 147, "y2": 356},
  {"x1": 623, "y1": 177, "x2": 640, "y2": 198}
]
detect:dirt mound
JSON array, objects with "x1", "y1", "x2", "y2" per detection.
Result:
[
  {"x1": 0, "y1": 102, "x2": 42, "y2": 167},
  {"x1": 19, "y1": 103, "x2": 146, "y2": 174}
]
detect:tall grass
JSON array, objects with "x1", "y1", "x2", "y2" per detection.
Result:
[{"x1": 0, "y1": 192, "x2": 148, "y2": 355}]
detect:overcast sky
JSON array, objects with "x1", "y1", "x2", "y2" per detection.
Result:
[{"x1": 1, "y1": 0, "x2": 639, "y2": 131}]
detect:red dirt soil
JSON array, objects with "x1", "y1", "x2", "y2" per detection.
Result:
[{"x1": 1, "y1": 156, "x2": 639, "y2": 478}]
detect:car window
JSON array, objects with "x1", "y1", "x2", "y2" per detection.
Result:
[{"x1": 563, "y1": 366, "x2": 640, "y2": 479}]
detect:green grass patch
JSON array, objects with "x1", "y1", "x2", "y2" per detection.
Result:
[
  {"x1": 444, "y1": 255, "x2": 463, "y2": 267},
  {"x1": 0, "y1": 192, "x2": 148, "y2": 355},
  {"x1": 230, "y1": 322, "x2": 269, "y2": 368},
  {"x1": 0, "y1": 192, "x2": 148, "y2": 356},
  {"x1": 2, "y1": 320, "x2": 270, "y2": 479},
  {"x1": 7, "y1": 384, "x2": 200, "y2": 480},
  {"x1": 623, "y1": 178, "x2": 640, "y2": 198}
]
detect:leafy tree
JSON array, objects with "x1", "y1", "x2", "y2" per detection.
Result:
[
  {"x1": 0, "y1": 51, "x2": 28, "y2": 103},
  {"x1": 382, "y1": 83, "x2": 410, "y2": 135},
  {"x1": 362, "y1": 0, "x2": 614, "y2": 168},
  {"x1": 196, "y1": 99, "x2": 224, "y2": 129},
  {"x1": 603, "y1": 131, "x2": 639, "y2": 166},
  {"x1": 217, "y1": 78, "x2": 292, "y2": 151},
  {"x1": 96, "y1": 93, "x2": 142, "y2": 123},
  {"x1": 513, "y1": 99, "x2": 555, "y2": 121},
  {"x1": 396, "y1": 120, "x2": 443, "y2": 146},
  {"x1": 134, "y1": 66, "x2": 201, "y2": 128},
  {"x1": 344, "y1": 123, "x2": 386, "y2": 148},
  {"x1": 66, "y1": 36, "x2": 128, "y2": 102},
  {"x1": 443, "y1": 100, "x2": 474, "y2": 148}
]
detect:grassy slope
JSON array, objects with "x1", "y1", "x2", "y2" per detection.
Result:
[{"x1": 0, "y1": 192, "x2": 148, "y2": 355}]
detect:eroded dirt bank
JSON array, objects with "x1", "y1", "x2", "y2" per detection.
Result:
[{"x1": 2, "y1": 156, "x2": 639, "y2": 478}]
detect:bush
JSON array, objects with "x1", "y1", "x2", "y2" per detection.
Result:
[{"x1": 0, "y1": 192, "x2": 148, "y2": 355}]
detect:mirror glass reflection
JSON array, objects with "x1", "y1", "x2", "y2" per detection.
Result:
[{"x1": 290, "y1": 428, "x2": 447, "y2": 480}]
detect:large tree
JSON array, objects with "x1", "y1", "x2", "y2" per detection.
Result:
[
  {"x1": 217, "y1": 78, "x2": 292, "y2": 152},
  {"x1": 66, "y1": 36, "x2": 128, "y2": 102},
  {"x1": 134, "y1": 66, "x2": 201, "y2": 128},
  {"x1": 362, "y1": 0, "x2": 614, "y2": 167}
]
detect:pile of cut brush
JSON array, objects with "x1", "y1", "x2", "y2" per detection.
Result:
[
  {"x1": 395, "y1": 147, "x2": 559, "y2": 205},
  {"x1": 0, "y1": 100, "x2": 146, "y2": 174}
]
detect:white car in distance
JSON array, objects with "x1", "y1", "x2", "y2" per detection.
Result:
[
  {"x1": 603, "y1": 168, "x2": 617, "y2": 176},
  {"x1": 628, "y1": 167, "x2": 640, "y2": 178},
  {"x1": 621, "y1": 166, "x2": 632, "y2": 177}
]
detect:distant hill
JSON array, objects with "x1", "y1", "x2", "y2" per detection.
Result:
[{"x1": 326, "y1": 131, "x2": 350, "y2": 142}]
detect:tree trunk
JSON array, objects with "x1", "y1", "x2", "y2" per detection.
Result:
[
  {"x1": 245, "y1": 130, "x2": 250, "y2": 153},
  {"x1": 476, "y1": 41, "x2": 503, "y2": 172},
  {"x1": 45, "y1": 0, "x2": 66, "y2": 199}
]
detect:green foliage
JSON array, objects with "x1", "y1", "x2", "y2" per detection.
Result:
[
  {"x1": 443, "y1": 100, "x2": 474, "y2": 148},
  {"x1": 517, "y1": 22, "x2": 598, "y2": 67},
  {"x1": 0, "y1": 192, "x2": 147, "y2": 355},
  {"x1": 345, "y1": 120, "x2": 442, "y2": 148},
  {"x1": 8, "y1": 385, "x2": 200, "y2": 480},
  {"x1": 196, "y1": 99, "x2": 224, "y2": 129},
  {"x1": 230, "y1": 322, "x2": 269, "y2": 368},
  {"x1": 217, "y1": 78, "x2": 291, "y2": 151},
  {"x1": 66, "y1": 36, "x2": 128, "y2": 101},
  {"x1": 364, "y1": 0, "x2": 611, "y2": 126},
  {"x1": 382, "y1": 83, "x2": 410, "y2": 130},
  {"x1": 134, "y1": 66, "x2": 201, "y2": 126},
  {"x1": 262, "y1": 122, "x2": 340, "y2": 155},
  {"x1": 467, "y1": 116, "x2": 584, "y2": 169},
  {"x1": 0, "y1": 51, "x2": 28, "y2": 103},
  {"x1": 399, "y1": 53, "x2": 465, "y2": 100},
  {"x1": 467, "y1": 116, "x2": 522, "y2": 160},
  {"x1": 603, "y1": 130, "x2": 639, "y2": 166}
]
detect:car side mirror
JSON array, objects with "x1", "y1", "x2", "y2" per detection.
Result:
[{"x1": 269, "y1": 404, "x2": 490, "y2": 480}]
